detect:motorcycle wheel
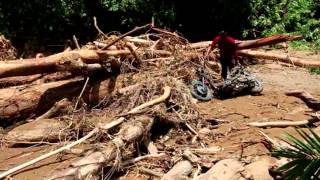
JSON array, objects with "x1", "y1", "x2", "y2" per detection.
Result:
[
  {"x1": 190, "y1": 80, "x2": 213, "y2": 101},
  {"x1": 250, "y1": 79, "x2": 263, "y2": 94}
]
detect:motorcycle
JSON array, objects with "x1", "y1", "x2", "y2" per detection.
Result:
[{"x1": 190, "y1": 64, "x2": 263, "y2": 101}]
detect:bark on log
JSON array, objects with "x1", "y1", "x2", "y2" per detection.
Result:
[
  {"x1": 237, "y1": 35, "x2": 303, "y2": 50},
  {"x1": 194, "y1": 159, "x2": 244, "y2": 180},
  {"x1": 0, "y1": 76, "x2": 121, "y2": 124},
  {"x1": 187, "y1": 35, "x2": 303, "y2": 50},
  {"x1": 0, "y1": 49, "x2": 171, "y2": 78},
  {"x1": 161, "y1": 160, "x2": 193, "y2": 180},
  {"x1": 0, "y1": 72, "x2": 74, "y2": 88},
  {"x1": 3, "y1": 118, "x2": 69, "y2": 147},
  {"x1": 47, "y1": 115, "x2": 154, "y2": 180},
  {"x1": 285, "y1": 90, "x2": 320, "y2": 111},
  {"x1": 238, "y1": 50, "x2": 320, "y2": 68}
]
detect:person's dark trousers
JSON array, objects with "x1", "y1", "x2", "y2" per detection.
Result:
[{"x1": 220, "y1": 57, "x2": 234, "y2": 79}]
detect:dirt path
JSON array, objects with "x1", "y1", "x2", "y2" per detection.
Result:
[{"x1": 0, "y1": 50, "x2": 319, "y2": 179}]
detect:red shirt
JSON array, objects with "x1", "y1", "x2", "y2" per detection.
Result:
[{"x1": 210, "y1": 35, "x2": 237, "y2": 59}]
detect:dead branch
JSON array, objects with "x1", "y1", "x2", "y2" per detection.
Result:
[
  {"x1": 139, "y1": 167, "x2": 164, "y2": 177},
  {"x1": 35, "y1": 98, "x2": 71, "y2": 121},
  {"x1": 121, "y1": 153, "x2": 166, "y2": 166},
  {"x1": 100, "y1": 23, "x2": 153, "y2": 50},
  {"x1": 93, "y1": 16, "x2": 107, "y2": 37},
  {"x1": 191, "y1": 146, "x2": 222, "y2": 155},
  {"x1": 285, "y1": 90, "x2": 320, "y2": 111},
  {"x1": 161, "y1": 160, "x2": 193, "y2": 180},
  {"x1": 248, "y1": 119, "x2": 319, "y2": 128},
  {"x1": 124, "y1": 86, "x2": 171, "y2": 115}
]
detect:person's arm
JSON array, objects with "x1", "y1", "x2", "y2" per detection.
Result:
[{"x1": 206, "y1": 35, "x2": 220, "y2": 56}]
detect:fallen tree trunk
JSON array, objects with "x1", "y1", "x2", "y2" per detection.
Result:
[
  {"x1": 0, "y1": 49, "x2": 171, "y2": 78},
  {"x1": 0, "y1": 72, "x2": 75, "y2": 88},
  {"x1": 3, "y1": 118, "x2": 69, "y2": 147},
  {"x1": 285, "y1": 90, "x2": 320, "y2": 111},
  {"x1": 238, "y1": 50, "x2": 320, "y2": 68},
  {"x1": 187, "y1": 35, "x2": 303, "y2": 50},
  {"x1": 47, "y1": 115, "x2": 154, "y2": 180},
  {"x1": 237, "y1": 34, "x2": 303, "y2": 50},
  {"x1": 0, "y1": 76, "x2": 121, "y2": 124}
]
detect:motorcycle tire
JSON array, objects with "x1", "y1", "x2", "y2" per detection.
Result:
[
  {"x1": 250, "y1": 79, "x2": 263, "y2": 94},
  {"x1": 190, "y1": 80, "x2": 213, "y2": 101}
]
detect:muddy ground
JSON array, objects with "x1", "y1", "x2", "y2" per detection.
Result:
[{"x1": 0, "y1": 49, "x2": 319, "y2": 180}]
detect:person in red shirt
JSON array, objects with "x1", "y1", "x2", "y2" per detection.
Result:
[{"x1": 206, "y1": 31, "x2": 240, "y2": 79}]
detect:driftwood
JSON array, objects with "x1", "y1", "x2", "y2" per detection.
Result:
[
  {"x1": 238, "y1": 50, "x2": 320, "y2": 68},
  {"x1": 187, "y1": 34, "x2": 303, "y2": 50},
  {"x1": 248, "y1": 119, "x2": 319, "y2": 128},
  {"x1": 161, "y1": 160, "x2": 193, "y2": 180},
  {"x1": 3, "y1": 118, "x2": 68, "y2": 147},
  {"x1": 194, "y1": 159, "x2": 244, "y2": 180},
  {"x1": 48, "y1": 115, "x2": 154, "y2": 180},
  {"x1": 0, "y1": 49, "x2": 171, "y2": 78},
  {"x1": 0, "y1": 77, "x2": 118, "y2": 123},
  {"x1": 285, "y1": 90, "x2": 320, "y2": 111},
  {"x1": 237, "y1": 34, "x2": 303, "y2": 50},
  {"x1": 0, "y1": 86, "x2": 171, "y2": 179},
  {"x1": 0, "y1": 117, "x2": 125, "y2": 179},
  {"x1": 0, "y1": 72, "x2": 76, "y2": 88}
]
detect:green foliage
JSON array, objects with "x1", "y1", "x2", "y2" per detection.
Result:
[
  {"x1": 308, "y1": 67, "x2": 320, "y2": 75},
  {"x1": 0, "y1": 0, "x2": 319, "y2": 54},
  {"x1": 272, "y1": 128, "x2": 320, "y2": 179},
  {"x1": 244, "y1": 0, "x2": 320, "y2": 48}
]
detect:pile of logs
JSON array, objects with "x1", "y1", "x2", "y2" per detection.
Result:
[{"x1": 0, "y1": 23, "x2": 318, "y2": 179}]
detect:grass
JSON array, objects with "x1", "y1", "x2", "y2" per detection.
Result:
[{"x1": 289, "y1": 40, "x2": 320, "y2": 51}]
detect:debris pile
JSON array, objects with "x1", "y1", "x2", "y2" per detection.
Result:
[{"x1": 0, "y1": 23, "x2": 318, "y2": 179}]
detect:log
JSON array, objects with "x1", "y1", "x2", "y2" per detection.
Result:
[
  {"x1": 194, "y1": 159, "x2": 244, "y2": 180},
  {"x1": 161, "y1": 160, "x2": 193, "y2": 180},
  {"x1": 238, "y1": 50, "x2": 320, "y2": 68},
  {"x1": 237, "y1": 34, "x2": 303, "y2": 50},
  {"x1": 3, "y1": 118, "x2": 69, "y2": 147},
  {"x1": 0, "y1": 76, "x2": 120, "y2": 124},
  {"x1": 285, "y1": 90, "x2": 320, "y2": 111},
  {"x1": 0, "y1": 72, "x2": 75, "y2": 88},
  {"x1": 187, "y1": 35, "x2": 303, "y2": 50},
  {"x1": 47, "y1": 115, "x2": 154, "y2": 180},
  {"x1": 0, "y1": 49, "x2": 171, "y2": 78}
]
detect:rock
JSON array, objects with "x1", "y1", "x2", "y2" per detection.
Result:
[{"x1": 244, "y1": 156, "x2": 277, "y2": 180}]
